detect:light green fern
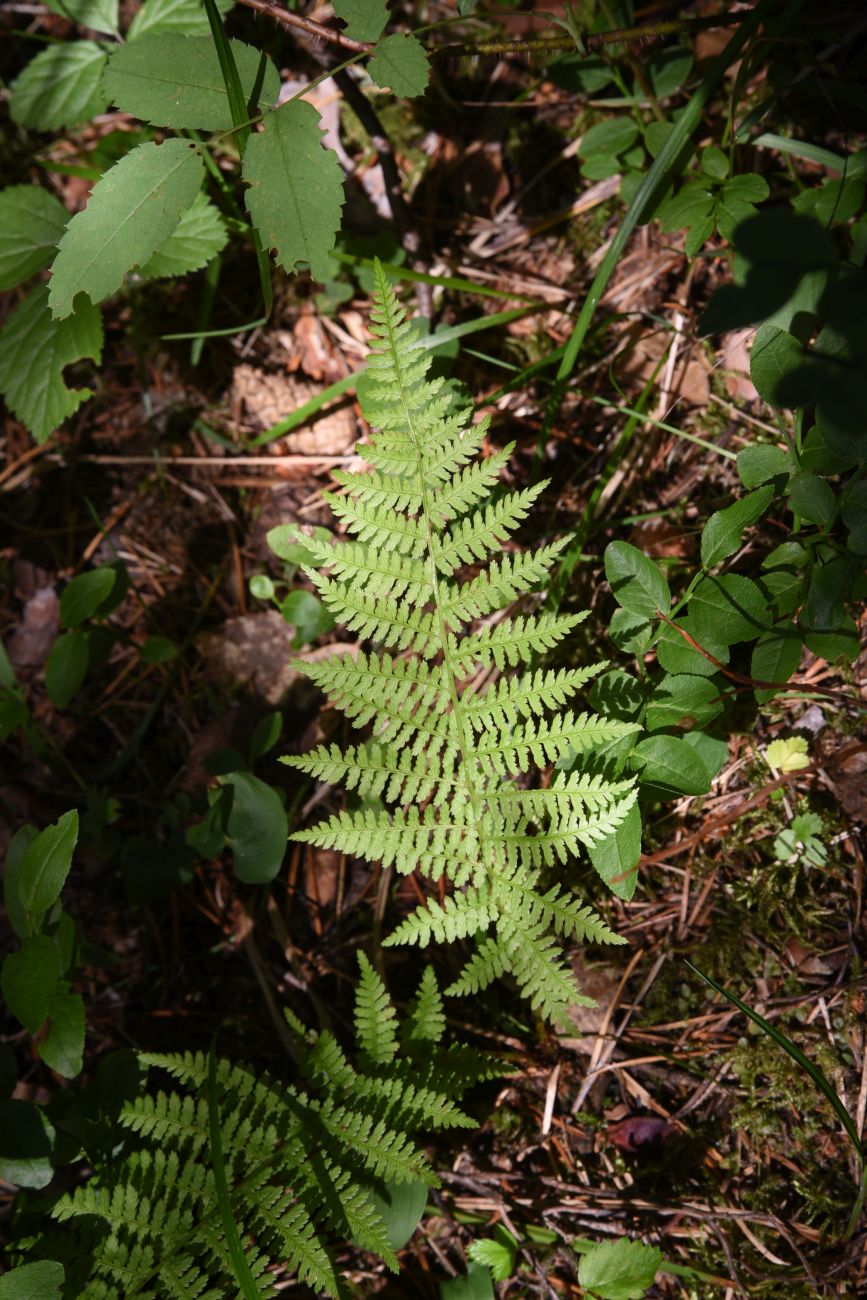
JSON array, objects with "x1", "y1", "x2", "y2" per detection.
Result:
[
  {"x1": 45, "y1": 957, "x2": 497, "y2": 1297},
  {"x1": 280, "y1": 262, "x2": 637, "y2": 1026}
]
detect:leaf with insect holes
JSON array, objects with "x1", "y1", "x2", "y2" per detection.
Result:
[
  {"x1": 332, "y1": 0, "x2": 388, "y2": 42},
  {"x1": 0, "y1": 187, "x2": 68, "y2": 291},
  {"x1": 137, "y1": 193, "x2": 228, "y2": 280},
  {"x1": 44, "y1": 0, "x2": 118, "y2": 33},
  {"x1": 128, "y1": 0, "x2": 232, "y2": 38},
  {"x1": 10, "y1": 41, "x2": 108, "y2": 132},
  {"x1": 103, "y1": 36, "x2": 280, "y2": 131},
  {"x1": 369, "y1": 33, "x2": 429, "y2": 98},
  {"x1": 243, "y1": 100, "x2": 345, "y2": 281},
  {"x1": 49, "y1": 139, "x2": 204, "y2": 319},
  {"x1": 0, "y1": 287, "x2": 102, "y2": 444}
]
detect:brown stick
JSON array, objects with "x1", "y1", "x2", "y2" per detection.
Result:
[{"x1": 233, "y1": 0, "x2": 373, "y2": 53}]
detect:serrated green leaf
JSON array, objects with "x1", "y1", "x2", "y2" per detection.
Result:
[
  {"x1": 588, "y1": 801, "x2": 641, "y2": 900},
  {"x1": 369, "y1": 33, "x2": 430, "y2": 99},
  {"x1": 103, "y1": 35, "x2": 279, "y2": 131},
  {"x1": 577, "y1": 1237, "x2": 662, "y2": 1300},
  {"x1": 700, "y1": 145, "x2": 730, "y2": 181},
  {"x1": 18, "y1": 811, "x2": 79, "y2": 917},
  {"x1": 49, "y1": 139, "x2": 204, "y2": 319},
  {"x1": 689, "y1": 574, "x2": 770, "y2": 646},
  {"x1": 128, "y1": 0, "x2": 231, "y2": 39},
  {"x1": 0, "y1": 1260, "x2": 65, "y2": 1300},
  {"x1": 137, "y1": 192, "x2": 228, "y2": 279},
  {"x1": 631, "y1": 735, "x2": 712, "y2": 796},
  {"x1": 723, "y1": 173, "x2": 770, "y2": 204},
  {"x1": 467, "y1": 1237, "x2": 516, "y2": 1283},
  {"x1": 646, "y1": 672, "x2": 726, "y2": 732},
  {"x1": 333, "y1": 0, "x2": 388, "y2": 42},
  {"x1": 656, "y1": 182, "x2": 714, "y2": 232},
  {"x1": 764, "y1": 735, "x2": 809, "y2": 773},
  {"x1": 0, "y1": 186, "x2": 68, "y2": 291},
  {"x1": 10, "y1": 41, "x2": 108, "y2": 131},
  {"x1": 736, "y1": 444, "x2": 791, "y2": 487},
  {"x1": 701, "y1": 485, "x2": 774, "y2": 568},
  {"x1": 750, "y1": 324, "x2": 806, "y2": 407},
  {"x1": 243, "y1": 100, "x2": 345, "y2": 281},
  {"x1": 45, "y1": 0, "x2": 118, "y2": 33},
  {"x1": 580, "y1": 118, "x2": 639, "y2": 159},
  {"x1": 655, "y1": 617, "x2": 728, "y2": 677},
  {"x1": 0, "y1": 287, "x2": 102, "y2": 444},
  {"x1": 788, "y1": 473, "x2": 835, "y2": 526},
  {"x1": 751, "y1": 626, "x2": 802, "y2": 702}
]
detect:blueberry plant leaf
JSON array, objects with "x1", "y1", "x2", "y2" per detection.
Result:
[
  {"x1": 0, "y1": 287, "x2": 103, "y2": 444},
  {"x1": 631, "y1": 735, "x2": 712, "y2": 796},
  {"x1": 588, "y1": 802, "x2": 641, "y2": 900},
  {"x1": 605, "y1": 542, "x2": 670, "y2": 619},
  {"x1": 751, "y1": 625, "x2": 803, "y2": 702},
  {"x1": 1, "y1": 937, "x2": 61, "y2": 1034},
  {"x1": 701, "y1": 485, "x2": 774, "y2": 568},
  {"x1": 368, "y1": 34, "x2": 430, "y2": 99},
  {"x1": 128, "y1": 0, "x2": 232, "y2": 39},
  {"x1": 137, "y1": 193, "x2": 228, "y2": 280},
  {"x1": 103, "y1": 36, "x2": 280, "y2": 131},
  {"x1": 45, "y1": 629, "x2": 90, "y2": 708},
  {"x1": 332, "y1": 0, "x2": 389, "y2": 42},
  {"x1": 18, "y1": 810, "x2": 79, "y2": 916},
  {"x1": 243, "y1": 100, "x2": 345, "y2": 281},
  {"x1": 49, "y1": 139, "x2": 204, "y2": 319},
  {"x1": 44, "y1": 0, "x2": 118, "y2": 34},
  {"x1": 59, "y1": 569, "x2": 117, "y2": 628},
  {"x1": 0, "y1": 1260, "x2": 65, "y2": 1299},
  {"x1": 0, "y1": 186, "x2": 68, "y2": 291},
  {"x1": 10, "y1": 42, "x2": 109, "y2": 132}
]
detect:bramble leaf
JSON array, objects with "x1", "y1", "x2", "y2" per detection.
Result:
[
  {"x1": 764, "y1": 735, "x2": 809, "y2": 773},
  {"x1": 10, "y1": 42, "x2": 108, "y2": 131},
  {"x1": 369, "y1": 34, "x2": 430, "y2": 98},
  {"x1": 44, "y1": 0, "x2": 118, "y2": 33},
  {"x1": 0, "y1": 287, "x2": 103, "y2": 444},
  {"x1": 49, "y1": 139, "x2": 204, "y2": 319},
  {"x1": 0, "y1": 186, "x2": 68, "y2": 291},
  {"x1": 333, "y1": 0, "x2": 389, "y2": 42},
  {"x1": 137, "y1": 193, "x2": 228, "y2": 279},
  {"x1": 128, "y1": 0, "x2": 232, "y2": 39},
  {"x1": 577, "y1": 1237, "x2": 662, "y2": 1299},
  {"x1": 103, "y1": 36, "x2": 280, "y2": 131},
  {"x1": 243, "y1": 100, "x2": 345, "y2": 280}
]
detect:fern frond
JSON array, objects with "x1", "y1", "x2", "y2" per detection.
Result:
[
  {"x1": 402, "y1": 965, "x2": 446, "y2": 1047},
  {"x1": 354, "y1": 952, "x2": 398, "y2": 1067},
  {"x1": 282, "y1": 262, "x2": 637, "y2": 1025}
]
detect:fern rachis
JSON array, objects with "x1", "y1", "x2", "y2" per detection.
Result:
[{"x1": 281, "y1": 262, "x2": 637, "y2": 1025}]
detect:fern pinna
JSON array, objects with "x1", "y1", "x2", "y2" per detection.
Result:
[
  {"x1": 280, "y1": 263, "x2": 638, "y2": 1026},
  {"x1": 46, "y1": 957, "x2": 497, "y2": 1297}
]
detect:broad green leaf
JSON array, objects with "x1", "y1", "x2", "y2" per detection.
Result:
[
  {"x1": 700, "y1": 145, "x2": 729, "y2": 181},
  {"x1": 60, "y1": 568, "x2": 116, "y2": 628},
  {"x1": 333, "y1": 0, "x2": 389, "y2": 42},
  {"x1": 45, "y1": 629, "x2": 90, "y2": 707},
  {"x1": 802, "y1": 614, "x2": 859, "y2": 664},
  {"x1": 366, "y1": 1179, "x2": 428, "y2": 1250},
  {"x1": 655, "y1": 616, "x2": 728, "y2": 677},
  {"x1": 440, "y1": 1265, "x2": 495, "y2": 1300},
  {"x1": 369, "y1": 33, "x2": 430, "y2": 99},
  {"x1": 604, "y1": 542, "x2": 670, "y2": 619},
  {"x1": 588, "y1": 801, "x2": 641, "y2": 901},
  {"x1": 750, "y1": 323, "x2": 806, "y2": 407},
  {"x1": 683, "y1": 731, "x2": 728, "y2": 780},
  {"x1": 684, "y1": 209, "x2": 716, "y2": 257},
  {"x1": 0, "y1": 1260, "x2": 65, "y2": 1299},
  {"x1": 645, "y1": 673, "x2": 726, "y2": 733},
  {"x1": 224, "y1": 772, "x2": 288, "y2": 883},
  {"x1": 0, "y1": 287, "x2": 103, "y2": 444},
  {"x1": 715, "y1": 194, "x2": 761, "y2": 242},
  {"x1": 249, "y1": 711, "x2": 282, "y2": 761},
  {"x1": 689, "y1": 574, "x2": 770, "y2": 646},
  {"x1": 723, "y1": 173, "x2": 770, "y2": 204},
  {"x1": 39, "y1": 984, "x2": 86, "y2": 1079},
  {"x1": 764, "y1": 736, "x2": 809, "y2": 774},
  {"x1": 0, "y1": 1100, "x2": 55, "y2": 1189},
  {"x1": 814, "y1": 177, "x2": 865, "y2": 225},
  {"x1": 3, "y1": 826, "x2": 37, "y2": 941},
  {"x1": 788, "y1": 473, "x2": 835, "y2": 526},
  {"x1": 1, "y1": 937, "x2": 61, "y2": 1034},
  {"x1": 49, "y1": 139, "x2": 204, "y2": 319},
  {"x1": 45, "y1": 0, "x2": 118, "y2": 33},
  {"x1": 736, "y1": 444, "x2": 791, "y2": 487},
  {"x1": 280, "y1": 589, "x2": 335, "y2": 647},
  {"x1": 656, "y1": 182, "x2": 714, "y2": 232},
  {"x1": 631, "y1": 735, "x2": 712, "y2": 796},
  {"x1": 128, "y1": 0, "x2": 232, "y2": 38},
  {"x1": 760, "y1": 568, "x2": 804, "y2": 616},
  {"x1": 137, "y1": 192, "x2": 228, "y2": 279},
  {"x1": 577, "y1": 1237, "x2": 662, "y2": 1300},
  {"x1": 10, "y1": 42, "x2": 108, "y2": 132},
  {"x1": 18, "y1": 810, "x2": 79, "y2": 916},
  {"x1": 0, "y1": 186, "x2": 68, "y2": 291},
  {"x1": 243, "y1": 100, "x2": 345, "y2": 281},
  {"x1": 580, "y1": 118, "x2": 640, "y2": 159},
  {"x1": 608, "y1": 608, "x2": 652, "y2": 654},
  {"x1": 701, "y1": 485, "x2": 774, "y2": 568},
  {"x1": 648, "y1": 45, "x2": 692, "y2": 98},
  {"x1": 103, "y1": 36, "x2": 279, "y2": 131},
  {"x1": 751, "y1": 626, "x2": 802, "y2": 702}
]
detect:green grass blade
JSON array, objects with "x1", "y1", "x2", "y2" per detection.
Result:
[
  {"x1": 540, "y1": 0, "x2": 791, "y2": 447},
  {"x1": 685, "y1": 957, "x2": 866, "y2": 1236},
  {"x1": 207, "y1": 1042, "x2": 263, "y2": 1300}
]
